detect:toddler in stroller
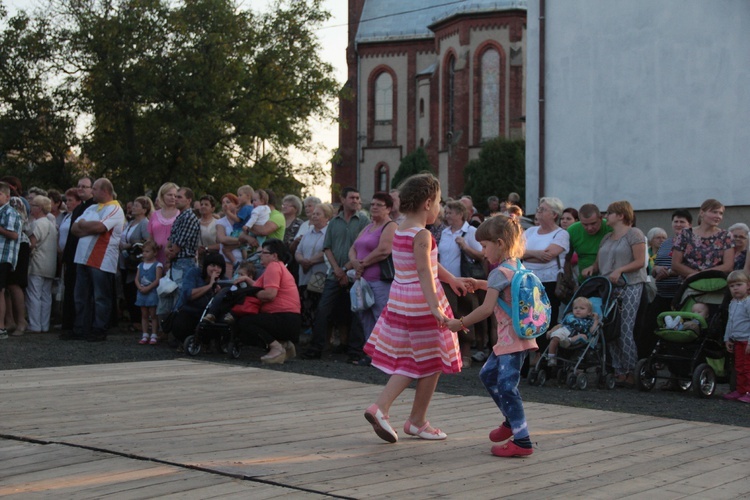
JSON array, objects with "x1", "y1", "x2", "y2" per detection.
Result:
[
  {"x1": 528, "y1": 276, "x2": 620, "y2": 390},
  {"x1": 183, "y1": 262, "x2": 262, "y2": 356},
  {"x1": 546, "y1": 297, "x2": 599, "y2": 367},
  {"x1": 635, "y1": 270, "x2": 728, "y2": 398}
]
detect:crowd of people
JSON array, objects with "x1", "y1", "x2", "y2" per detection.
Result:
[
  {"x1": 2, "y1": 171, "x2": 750, "y2": 456},
  {"x1": 1, "y1": 175, "x2": 748, "y2": 397}
]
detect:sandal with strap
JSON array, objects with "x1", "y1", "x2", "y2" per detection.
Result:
[
  {"x1": 364, "y1": 404, "x2": 398, "y2": 443},
  {"x1": 403, "y1": 419, "x2": 447, "y2": 440}
]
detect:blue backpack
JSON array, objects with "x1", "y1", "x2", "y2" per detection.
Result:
[{"x1": 496, "y1": 261, "x2": 552, "y2": 339}]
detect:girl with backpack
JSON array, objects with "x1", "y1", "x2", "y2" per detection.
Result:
[{"x1": 447, "y1": 214, "x2": 541, "y2": 457}]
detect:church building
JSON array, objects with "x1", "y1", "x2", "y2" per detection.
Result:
[{"x1": 333, "y1": 0, "x2": 527, "y2": 200}]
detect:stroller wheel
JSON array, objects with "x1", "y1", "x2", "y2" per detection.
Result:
[
  {"x1": 604, "y1": 373, "x2": 616, "y2": 390},
  {"x1": 527, "y1": 369, "x2": 539, "y2": 386},
  {"x1": 537, "y1": 369, "x2": 547, "y2": 387},
  {"x1": 566, "y1": 373, "x2": 577, "y2": 389},
  {"x1": 184, "y1": 335, "x2": 201, "y2": 356},
  {"x1": 691, "y1": 363, "x2": 716, "y2": 398},
  {"x1": 576, "y1": 373, "x2": 588, "y2": 390},
  {"x1": 227, "y1": 341, "x2": 241, "y2": 359},
  {"x1": 634, "y1": 358, "x2": 656, "y2": 392}
]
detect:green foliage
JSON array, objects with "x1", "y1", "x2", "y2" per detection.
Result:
[
  {"x1": 391, "y1": 147, "x2": 433, "y2": 190},
  {"x1": 0, "y1": 0, "x2": 337, "y2": 200},
  {"x1": 463, "y1": 137, "x2": 525, "y2": 213},
  {"x1": 0, "y1": 7, "x2": 79, "y2": 191}
]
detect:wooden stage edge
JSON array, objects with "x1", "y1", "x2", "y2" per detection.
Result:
[{"x1": 1, "y1": 359, "x2": 749, "y2": 499}]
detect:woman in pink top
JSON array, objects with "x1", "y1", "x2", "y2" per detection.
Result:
[
  {"x1": 348, "y1": 192, "x2": 397, "y2": 358},
  {"x1": 148, "y1": 182, "x2": 179, "y2": 264}
]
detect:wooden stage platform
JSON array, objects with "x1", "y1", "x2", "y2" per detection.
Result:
[{"x1": 1, "y1": 360, "x2": 749, "y2": 499}]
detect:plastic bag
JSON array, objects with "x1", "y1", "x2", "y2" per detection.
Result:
[{"x1": 350, "y1": 278, "x2": 375, "y2": 312}]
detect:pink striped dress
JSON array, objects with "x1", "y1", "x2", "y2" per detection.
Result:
[{"x1": 365, "y1": 227, "x2": 462, "y2": 377}]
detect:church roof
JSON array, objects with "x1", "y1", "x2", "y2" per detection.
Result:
[{"x1": 356, "y1": 0, "x2": 527, "y2": 43}]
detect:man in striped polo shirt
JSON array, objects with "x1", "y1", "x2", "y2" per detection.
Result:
[{"x1": 70, "y1": 178, "x2": 125, "y2": 342}]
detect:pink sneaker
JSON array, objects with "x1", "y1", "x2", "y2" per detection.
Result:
[
  {"x1": 737, "y1": 393, "x2": 750, "y2": 404},
  {"x1": 723, "y1": 390, "x2": 743, "y2": 400},
  {"x1": 489, "y1": 424, "x2": 513, "y2": 443},
  {"x1": 491, "y1": 440, "x2": 533, "y2": 458}
]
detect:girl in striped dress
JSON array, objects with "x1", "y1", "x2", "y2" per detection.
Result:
[{"x1": 364, "y1": 173, "x2": 469, "y2": 443}]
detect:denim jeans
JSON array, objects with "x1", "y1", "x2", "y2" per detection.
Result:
[
  {"x1": 74, "y1": 264, "x2": 115, "y2": 337},
  {"x1": 479, "y1": 350, "x2": 530, "y2": 440}
]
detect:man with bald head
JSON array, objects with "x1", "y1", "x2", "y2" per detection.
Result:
[{"x1": 68, "y1": 178, "x2": 125, "y2": 342}]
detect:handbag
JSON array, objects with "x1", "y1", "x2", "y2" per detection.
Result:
[
  {"x1": 350, "y1": 278, "x2": 375, "y2": 312},
  {"x1": 459, "y1": 232, "x2": 485, "y2": 279},
  {"x1": 307, "y1": 271, "x2": 326, "y2": 294},
  {"x1": 157, "y1": 269, "x2": 178, "y2": 297},
  {"x1": 554, "y1": 256, "x2": 577, "y2": 303},
  {"x1": 160, "y1": 310, "x2": 176, "y2": 334},
  {"x1": 379, "y1": 254, "x2": 395, "y2": 282},
  {"x1": 644, "y1": 277, "x2": 657, "y2": 303}
]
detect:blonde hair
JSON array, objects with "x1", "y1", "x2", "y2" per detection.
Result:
[
  {"x1": 237, "y1": 185, "x2": 254, "y2": 197},
  {"x1": 573, "y1": 296, "x2": 594, "y2": 313},
  {"x1": 314, "y1": 203, "x2": 334, "y2": 220},
  {"x1": 33, "y1": 195, "x2": 52, "y2": 214},
  {"x1": 254, "y1": 189, "x2": 269, "y2": 205},
  {"x1": 727, "y1": 270, "x2": 749, "y2": 285},
  {"x1": 157, "y1": 182, "x2": 179, "y2": 207},
  {"x1": 475, "y1": 214, "x2": 525, "y2": 260}
]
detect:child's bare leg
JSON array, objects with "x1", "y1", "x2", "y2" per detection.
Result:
[
  {"x1": 548, "y1": 337, "x2": 560, "y2": 357},
  {"x1": 149, "y1": 307, "x2": 158, "y2": 335},
  {"x1": 408, "y1": 372, "x2": 441, "y2": 427},
  {"x1": 140, "y1": 306, "x2": 149, "y2": 333},
  {"x1": 374, "y1": 374, "x2": 413, "y2": 415}
]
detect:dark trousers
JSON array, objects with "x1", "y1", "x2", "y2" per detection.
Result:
[
  {"x1": 61, "y1": 261, "x2": 77, "y2": 330},
  {"x1": 235, "y1": 312, "x2": 301, "y2": 347},
  {"x1": 121, "y1": 272, "x2": 140, "y2": 326},
  {"x1": 309, "y1": 278, "x2": 365, "y2": 356},
  {"x1": 74, "y1": 265, "x2": 115, "y2": 338}
]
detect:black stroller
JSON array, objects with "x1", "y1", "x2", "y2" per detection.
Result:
[
  {"x1": 528, "y1": 276, "x2": 621, "y2": 390},
  {"x1": 184, "y1": 280, "x2": 262, "y2": 358},
  {"x1": 634, "y1": 270, "x2": 728, "y2": 398}
]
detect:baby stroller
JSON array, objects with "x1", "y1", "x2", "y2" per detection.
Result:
[
  {"x1": 184, "y1": 280, "x2": 262, "y2": 358},
  {"x1": 634, "y1": 270, "x2": 728, "y2": 398},
  {"x1": 528, "y1": 276, "x2": 621, "y2": 390}
]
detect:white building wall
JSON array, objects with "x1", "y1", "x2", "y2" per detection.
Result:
[{"x1": 526, "y1": 0, "x2": 750, "y2": 212}]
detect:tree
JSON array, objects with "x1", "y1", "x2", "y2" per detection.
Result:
[
  {"x1": 0, "y1": 5, "x2": 78, "y2": 190},
  {"x1": 463, "y1": 137, "x2": 525, "y2": 213},
  {"x1": 0, "y1": 0, "x2": 338, "y2": 200},
  {"x1": 391, "y1": 147, "x2": 433, "y2": 189}
]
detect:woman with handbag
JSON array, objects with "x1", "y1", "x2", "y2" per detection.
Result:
[
  {"x1": 295, "y1": 203, "x2": 333, "y2": 337},
  {"x1": 437, "y1": 200, "x2": 485, "y2": 367},
  {"x1": 119, "y1": 196, "x2": 153, "y2": 332},
  {"x1": 347, "y1": 192, "x2": 397, "y2": 365}
]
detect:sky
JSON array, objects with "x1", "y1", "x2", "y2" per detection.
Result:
[{"x1": 5, "y1": 0, "x2": 350, "y2": 202}]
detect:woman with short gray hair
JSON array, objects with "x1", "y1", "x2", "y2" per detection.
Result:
[{"x1": 729, "y1": 222, "x2": 749, "y2": 271}]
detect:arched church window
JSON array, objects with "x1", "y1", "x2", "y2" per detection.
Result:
[
  {"x1": 375, "y1": 73, "x2": 393, "y2": 122},
  {"x1": 480, "y1": 48, "x2": 500, "y2": 140}
]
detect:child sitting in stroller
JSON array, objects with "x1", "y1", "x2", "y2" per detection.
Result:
[
  {"x1": 663, "y1": 303, "x2": 709, "y2": 333},
  {"x1": 201, "y1": 261, "x2": 261, "y2": 325},
  {"x1": 546, "y1": 297, "x2": 600, "y2": 367}
]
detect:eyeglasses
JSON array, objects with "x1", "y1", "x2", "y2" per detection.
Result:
[
  {"x1": 536, "y1": 206, "x2": 549, "y2": 213},
  {"x1": 371, "y1": 202, "x2": 387, "y2": 208}
]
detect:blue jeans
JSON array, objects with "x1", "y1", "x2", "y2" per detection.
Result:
[
  {"x1": 357, "y1": 279, "x2": 391, "y2": 342},
  {"x1": 74, "y1": 265, "x2": 115, "y2": 337},
  {"x1": 479, "y1": 351, "x2": 530, "y2": 440}
]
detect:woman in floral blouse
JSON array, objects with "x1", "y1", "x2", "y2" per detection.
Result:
[{"x1": 671, "y1": 199, "x2": 734, "y2": 278}]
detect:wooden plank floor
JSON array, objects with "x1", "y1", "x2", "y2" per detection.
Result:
[{"x1": 1, "y1": 360, "x2": 749, "y2": 499}]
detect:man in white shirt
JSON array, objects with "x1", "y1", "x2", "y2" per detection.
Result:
[{"x1": 70, "y1": 178, "x2": 125, "y2": 342}]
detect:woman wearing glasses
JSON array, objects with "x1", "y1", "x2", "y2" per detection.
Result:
[
  {"x1": 347, "y1": 193, "x2": 397, "y2": 364},
  {"x1": 233, "y1": 239, "x2": 301, "y2": 364}
]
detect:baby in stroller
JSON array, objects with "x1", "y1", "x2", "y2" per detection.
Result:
[
  {"x1": 663, "y1": 303, "x2": 709, "y2": 334},
  {"x1": 546, "y1": 297, "x2": 600, "y2": 367},
  {"x1": 201, "y1": 261, "x2": 261, "y2": 325}
]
